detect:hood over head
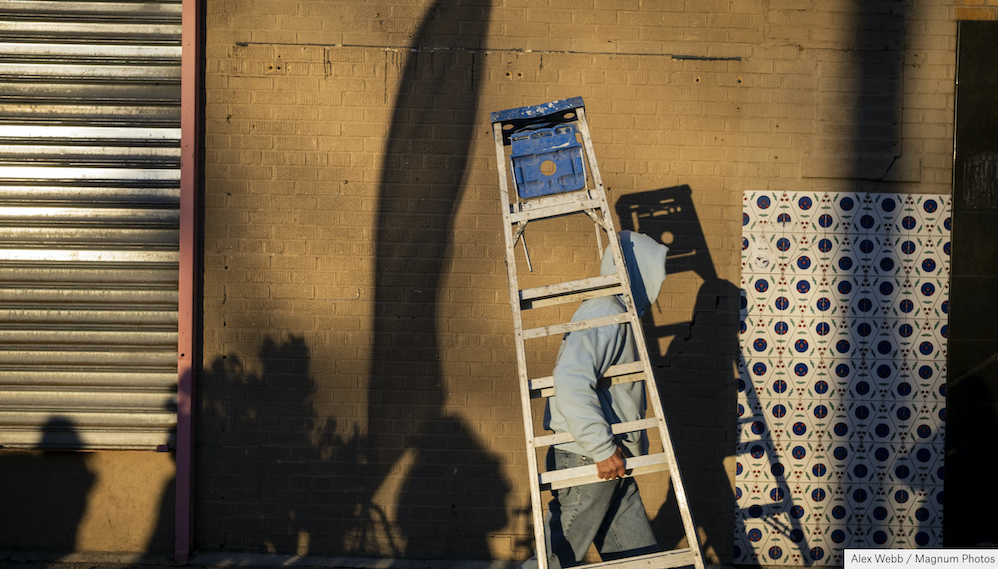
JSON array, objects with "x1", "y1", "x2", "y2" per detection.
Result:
[{"x1": 599, "y1": 230, "x2": 669, "y2": 313}]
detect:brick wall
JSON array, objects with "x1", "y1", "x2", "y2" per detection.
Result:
[
  {"x1": 956, "y1": 0, "x2": 998, "y2": 21},
  {"x1": 199, "y1": 0, "x2": 955, "y2": 563},
  {"x1": 0, "y1": 451, "x2": 174, "y2": 553}
]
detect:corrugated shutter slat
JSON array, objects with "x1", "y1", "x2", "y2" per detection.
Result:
[{"x1": 0, "y1": 0, "x2": 181, "y2": 450}]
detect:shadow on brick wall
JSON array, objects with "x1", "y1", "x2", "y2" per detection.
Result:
[
  {"x1": 198, "y1": 0, "x2": 509, "y2": 559},
  {"x1": 0, "y1": 418, "x2": 94, "y2": 552},
  {"x1": 198, "y1": 335, "x2": 509, "y2": 557},
  {"x1": 616, "y1": 186, "x2": 740, "y2": 562},
  {"x1": 363, "y1": 0, "x2": 507, "y2": 559},
  {"x1": 851, "y1": 1, "x2": 905, "y2": 182},
  {"x1": 199, "y1": 337, "x2": 327, "y2": 552}
]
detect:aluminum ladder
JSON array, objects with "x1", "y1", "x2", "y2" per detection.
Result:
[{"x1": 490, "y1": 97, "x2": 707, "y2": 569}]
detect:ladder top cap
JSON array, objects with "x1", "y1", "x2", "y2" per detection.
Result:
[{"x1": 490, "y1": 96, "x2": 585, "y2": 124}]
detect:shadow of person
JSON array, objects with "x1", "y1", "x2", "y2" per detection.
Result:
[
  {"x1": 143, "y1": 454, "x2": 176, "y2": 557},
  {"x1": 0, "y1": 417, "x2": 95, "y2": 552},
  {"x1": 645, "y1": 279, "x2": 740, "y2": 562},
  {"x1": 395, "y1": 415, "x2": 511, "y2": 559},
  {"x1": 614, "y1": 185, "x2": 738, "y2": 563}
]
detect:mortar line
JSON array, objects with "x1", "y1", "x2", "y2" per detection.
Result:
[{"x1": 235, "y1": 41, "x2": 742, "y2": 61}]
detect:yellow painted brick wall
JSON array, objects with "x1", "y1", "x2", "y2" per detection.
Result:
[
  {"x1": 200, "y1": 0, "x2": 956, "y2": 563},
  {"x1": 0, "y1": 451, "x2": 175, "y2": 553},
  {"x1": 956, "y1": 0, "x2": 998, "y2": 20}
]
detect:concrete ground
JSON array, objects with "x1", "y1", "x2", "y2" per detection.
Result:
[
  {"x1": 0, "y1": 552, "x2": 522, "y2": 569},
  {"x1": 0, "y1": 552, "x2": 739, "y2": 569}
]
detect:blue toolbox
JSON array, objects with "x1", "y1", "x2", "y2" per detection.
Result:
[{"x1": 509, "y1": 124, "x2": 587, "y2": 198}]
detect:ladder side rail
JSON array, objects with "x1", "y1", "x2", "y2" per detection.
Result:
[
  {"x1": 574, "y1": 108, "x2": 607, "y2": 209},
  {"x1": 624, "y1": 308, "x2": 706, "y2": 569},
  {"x1": 578, "y1": 105, "x2": 706, "y2": 569},
  {"x1": 572, "y1": 106, "x2": 637, "y2": 366},
  {"x1": 492, "y1": 121, "x2": 550, "y2": 569},
  {"x1": 575, "y1": 107, "x2": 629, "y2": 299}
]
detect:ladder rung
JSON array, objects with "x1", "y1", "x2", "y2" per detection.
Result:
[
  {"x1": 509, "y1": 193, "x2": 602, "y2": 224},
  {"x1": 520, "y1": 274, "x2": 623, "y2": 310},
  {"x1": 523, "y1": 313, "x2": 630, "y2": 340},
  {"x1": 540, "y1": 452, "x2": 670, "y2": 491},
  {"x1": 512, "y1": 189, "x2": 595, "y2": 211},
  {"x1": 528, "y1": 361, "x2": 646, "y2": 398},
  {"x1": 534, "y1": 418, "x2": 659, "y2": 448},
  {"x1": 585, "y1": 548, "x2": 696, "y2": 569}
]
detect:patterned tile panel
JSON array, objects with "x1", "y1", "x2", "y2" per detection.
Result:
[{"x1": 736, "y1": 192, "x2": 950, "y2": 565}]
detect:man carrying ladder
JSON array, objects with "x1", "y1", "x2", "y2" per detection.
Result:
[
  {"x1": 532, "y1": 231, "x2": 669, "y2": 568},
  {"x1": 491, "y1": 97, "x2": 704, "y2": 569}
]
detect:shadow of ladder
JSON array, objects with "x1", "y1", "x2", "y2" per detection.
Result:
[
  {"x1": 615, "y1": 189, "x2": 813, "y2": 566},
  {"x1": 734, "y1": 350, "x2": 815, "y2": 567}
]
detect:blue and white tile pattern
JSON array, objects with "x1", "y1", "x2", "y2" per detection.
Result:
[{"x1": 736, "y1": 192, "x2": 950, "y2": 565}]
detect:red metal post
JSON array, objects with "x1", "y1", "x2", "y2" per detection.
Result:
[{"x1": 177, "y1": 0, "x2": 200, "y2": 560}]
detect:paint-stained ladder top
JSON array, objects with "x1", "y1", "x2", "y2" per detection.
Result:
[{"x1": 490, "y1": 96, "x2": 584, "y2": 124}]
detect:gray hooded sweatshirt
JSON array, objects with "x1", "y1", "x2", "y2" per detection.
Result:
[{"x1": 543, "y1": 231, "x2": 669, "y2": 463}]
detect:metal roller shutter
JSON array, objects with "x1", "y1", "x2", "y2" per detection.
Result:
[{"x1": 0, "y1": 0, "x2": 181, "y2": 449}]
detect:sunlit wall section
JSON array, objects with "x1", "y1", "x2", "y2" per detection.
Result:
[{"x1": 737, "y1": 191, "x2": 950, "y2": 565}]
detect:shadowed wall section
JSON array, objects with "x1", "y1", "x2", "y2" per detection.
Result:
[
  {"x1": 616, "y1": 186, "x2": 738, "y2": 561},
  {"x1": 197, "y1": 0, "x2": 510, "y2": 559},
  {"x1": 0, "y1": 419, "x2": 175, "y2": 554},
  {"x1": 361, "y1": 0, "x2": 510, "y2": 556},
  {"x1": 365, "y1": 1, "x2": 499, "y2": 554}
]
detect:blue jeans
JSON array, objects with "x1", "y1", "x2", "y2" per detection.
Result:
[{"x1": 544, "y1": 448, "x2": 658, "y2": 568}]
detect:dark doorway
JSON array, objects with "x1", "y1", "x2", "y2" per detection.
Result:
[{"x1": 945, "y1": 19, "x2": 998, "y2": 548}]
